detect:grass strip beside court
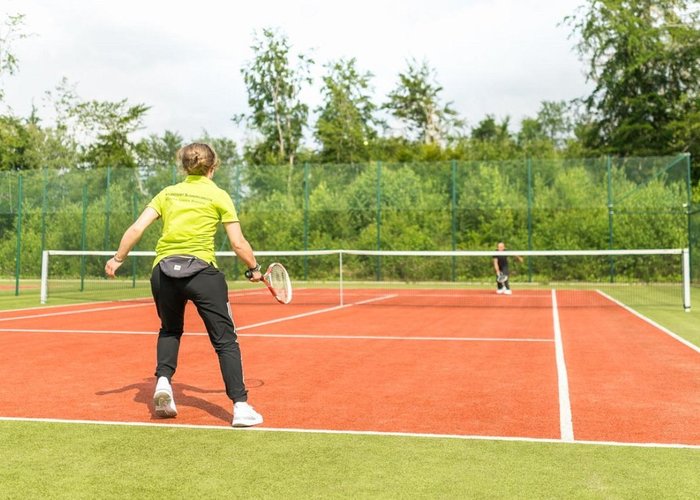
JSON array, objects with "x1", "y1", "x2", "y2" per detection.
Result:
[{"x1": 1, "y1": 421, "x2": 699, "y2": 499}]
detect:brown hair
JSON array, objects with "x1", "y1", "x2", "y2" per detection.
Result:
[{"x1": 176, "y1": 143, "x2": 220, "y2": 176}]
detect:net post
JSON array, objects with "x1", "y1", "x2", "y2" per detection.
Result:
[
  {"x1": 40, "y1": 250, "x2": 49, "y2": 304},
  {"x1": 683, "y1": 248, "x2": 691, "y2": 312}
]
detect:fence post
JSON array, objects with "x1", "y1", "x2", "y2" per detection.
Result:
[
  {"x1": 376, "y1": 160, "x2": 382, "y2": 281},
  {"x1": 232, "y1": 163, "x2": 241, "y2": 278},
  {"x1": 607, "y1": 156, "x2": 615, "y2": 282},
  {"x1": 14, "y1": 174, "x2": 23, "y2": 296},
  {"x1": 104, "y1": 166, "x2": 111, "y2": 251},
  {"x1": 132, "y1": 192, "x2": 138, "y2": 288},
  {"x1": 527, "y1": 157, "x2": 533, "y2": 282},
  {"x1": 303, "y1": 162, "x2": 309, "y2": 280},
  {"x1": 451, "y1": 160, "x2": 457, "y2": 281},
  {"x1": 80, "y1": 183, "x2": 87, "y2": 292},
  {"x1": 41, "y1": 167, "x2": 48, "y2": 257}
]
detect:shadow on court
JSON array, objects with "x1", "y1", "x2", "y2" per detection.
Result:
[{"x1": 95, "y1": 379, "x2": 234, "y2": 424}]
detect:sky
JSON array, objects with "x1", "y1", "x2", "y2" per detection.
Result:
[{"x1": 2, "y1": 0, "x2": 591, "y2": 145}]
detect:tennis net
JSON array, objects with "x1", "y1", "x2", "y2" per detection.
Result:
[{"x1": 40, "y1": 248, "x2": 691, "y2": 311}]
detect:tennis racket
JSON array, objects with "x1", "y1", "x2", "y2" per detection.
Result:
[
  {"x1": 497, "y1": 272, "x2": 508, "y2": 284},
  {"x1": 262, "y1": 262, "x2": 293, "y2": 304}
]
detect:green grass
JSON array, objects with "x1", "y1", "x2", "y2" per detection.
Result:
[
  {"x1": 0, "y1": 422, "x2": 698, "y2": 499},
  {"x1": 0, "y1": 284, "x2": 698, "y2": 498}
]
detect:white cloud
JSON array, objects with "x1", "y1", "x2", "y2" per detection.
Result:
[{"x1": 2, "y1": 0, "x2": 591, "y2": 143}]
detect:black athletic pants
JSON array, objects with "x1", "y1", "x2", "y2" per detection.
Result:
[{"x1": 150, "y1": 265, "x2": 248, "y2": 402}]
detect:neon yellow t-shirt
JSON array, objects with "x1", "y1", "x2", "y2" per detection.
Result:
[{"x1": 147, "y1": 175, "x2": 238, "y2": 267}]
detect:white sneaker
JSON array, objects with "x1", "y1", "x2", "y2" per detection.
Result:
[
  {"x1": 504, "y1": 289, "x2": 512, "y2": 295},
  {"x1": 232, "y1": 402, "x2": 263, "y2": 427},
  {"x1": 496, "y1": 288, "x2": 504, "y2": 295},
  {"x1": 153, "y1": 376, "x2": 177, "y2": 418}
]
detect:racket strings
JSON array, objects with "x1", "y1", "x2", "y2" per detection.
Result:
[{"x1": 268, "y1": 265, "x2": 291, "y2": 301}]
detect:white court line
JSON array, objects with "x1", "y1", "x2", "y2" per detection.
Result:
[
  {"x1": 0, "y1": 302, "x2": 153, "y2": 322},
  {"x1": 595, "y1": 290, "x2": 700, "y2": 355},
  {"x1": 0, "y1": 293, "x2": 393, "y2": 326},
  {"x1": 0, "y1": 298, "x2": 147, "y2": 313},
  {"x1": 0, "y1": 293, "x2": 554, "y2": 343},
  {"x1": 552, "y1": 289, "x2": 574, "y2": 443},
  {"x1": 238, "y1": 333, "x2": 552, "y2": 342},
  {"x1": 0, "y1": 328, "x2": 169, "y2": 336},
  {"x1": 0, "y1": 328, "x2": 551, "y2": 343},
  {"x1": 237, "y1": 293, "x2": 397, "y2": 331},
  {"x1": 0, "y1": 417, "x2": 698, "y2": 449}
]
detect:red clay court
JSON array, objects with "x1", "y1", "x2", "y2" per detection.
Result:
[{"x1": 0, "y1": 287, "x2": 698, "y2": 447}]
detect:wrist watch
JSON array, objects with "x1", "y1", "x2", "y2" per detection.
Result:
[{"x1": 245, "y1": 263, "x2": 261, "y2": 279}]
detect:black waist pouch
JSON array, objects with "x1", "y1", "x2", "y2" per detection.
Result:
[{"x1": 158, "y1": 255, "x2": 211, "y2": 278}]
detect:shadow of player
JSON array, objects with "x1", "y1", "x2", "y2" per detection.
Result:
[{"x1": 96, "y1": 379, "x2": 264, "y2": 424}]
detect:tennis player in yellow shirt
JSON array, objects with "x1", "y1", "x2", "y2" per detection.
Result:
[{"x1": 105, "y1": 143, "x2": 263, "y2": 427}]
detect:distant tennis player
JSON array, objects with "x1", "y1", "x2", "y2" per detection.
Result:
[
  {"x1": 493, "y1": 241, "x2": 523, "y2": 295},
  {"x1": 104, "y1": 143, "x2": 264, "y2": 427}
]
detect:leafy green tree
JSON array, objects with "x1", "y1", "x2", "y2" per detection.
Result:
[
  {"x1": 23, "y1": 120, "x2": 79, "y2": 170},
  {"x1": 384, "y1": 59, "x2": 462, "y2": 145},
  {"x1": 315, "y1": 58, "x2": 380, "y2": 164},
  {"x1": 0, "y1": 115, "x2": 31, "y2": 170},
  {"x1": 0, "y1": 12, "x2": 28, "y2": 102},
  {"x1": 137, "y1": 130, "x2": 183, "y2": 170},
  {"x1": 517, "y1": 101, "x2": 573, "y2": 157},
  {"x1": 71, "y1": 99, "x2": 150, "y2": 169},
  {"x1": 536, "y1": 101, "x2": 573, "y2": 147},
  {"x1": 471, "y1": 114, "x2": 511, "y2": 142},
  {"x1": 236, "y1": 28, "x2": 312, "y2": 172},
  {"x1": 565, "y1": 0, "x2": 700, "y2": 161},
  {"x1": 43, "y1": 78, "x2": 149, "y2": 170},
  {"x1": 451, "y1": 115, "x2": 520, "y2": 160},
  {"x1": 193, "y1": 134, "x2": 240, "y2": 168}
]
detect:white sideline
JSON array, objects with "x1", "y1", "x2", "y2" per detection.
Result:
[
  {"x1": 1, "y1": 416, "x2": 698, "y2": 449},
  {"x1": 595, "y1": 290, "x2": 700, "y2": 354},
  {"x1": 0, "y1": 327, "x2": 552, "y2": 343},
  {"x1": 0, "y1": 302, "x2": 152, "y2": 322},
  {"x1": 237, "y1": 293, "x2": 397, "y2": 331},
  {"x1": 551, "y1": 289, "x2": 574, "y2": 442}
]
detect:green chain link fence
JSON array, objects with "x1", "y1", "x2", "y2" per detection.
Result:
[{"x1": 0, "y1": 154, "x2": 694, "y2": 295}]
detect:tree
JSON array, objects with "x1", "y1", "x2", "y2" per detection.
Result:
[
  {"x1": 516, "y1": 101, "x2": 573, "y2": 156},
  {"x1": 0, "y1": 13, "x2": 28, "y2": 103},
  {"x1": 72, "y1": 99, "x2": 150, "y2": 169},
  {"x1": 536, "y1": 101, "x2": 573, "y2": 148},
  {"x1": 137, "y1": 130, "x2": 184, "y2": 171},
  {"x1": 43, "y1": 78, "x2": 149, "y2": 170},
  {"x1": 236, "y1": 28, "x2": 312, "y2": 171},
  {"x1": 384, "y1": 59, "x2": 462, "y2": 145},
  {"x1": 471, "y1": 114, "x2": 511, "y2": 142},
  {"x1": 0, "y1": 115, "x2": 30, "y2": 169},
  {"x1": 565, "y1": 0, "x2": 700, "y2": 159},
  {"x1": 314, "y1": 58, "x2": 380, "y2": 164}
]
